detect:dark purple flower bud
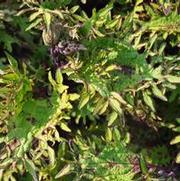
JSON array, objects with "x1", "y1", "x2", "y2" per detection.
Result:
[{"x1": 55, "y1": 41, "x2": 87, "y2": 55}]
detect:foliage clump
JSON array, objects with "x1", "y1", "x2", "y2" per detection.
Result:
[{"x1": 0, "y1": 0, "x2": 180, "y2": 180}]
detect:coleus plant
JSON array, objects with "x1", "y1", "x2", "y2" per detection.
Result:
[{"x1": 0, "y1": 0, "x2": 180, "y2": 180}]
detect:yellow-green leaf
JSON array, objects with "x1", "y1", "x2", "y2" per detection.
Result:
[
  {"x1": 107, "y1": 111, "x2": 118, "y2": 126},
  {"x1": 60, "y1": 122, "x2": 71, "y2": 132},
  {"x1": 143, "y1": 92, "x2": 155, "y2": 112},
  {"x1": 105, "y1": 128, "x2": 112, "y2": 142},
  {"x1": 56, "y1": 68, "x2": 63, "y2": 84},
  {"x1": 26, "y1": 18, "x2": 42, "y2": 31},
  {"x1": 99, "y1": 101, "x2": 109, "y2": 115},
  {"x1": 52, "y1": 10, "x2": 64, "y2": 19},
  {"x1": 44, "y1": 11, "x2": 51, "y2": 30},
  {"x1": 81, "y1": 0, "x2": 86, "y2": 4},
  {"x1": 93, "y1": 98, "x2": 106, "y2": 115},
  {"x1": 29, "y1": 10, "x2": 42, "y2": 22},
  {"x1": 48, "y1": 71, "x2": 57, "y2": 88},
  {"x1": 176, "y1": 152, "x2": 180, "y2": 163},
  {"x1": 47, "y1": 146, "x2": 55, "y2": 165},
  {"x1": 93, "y1": 29, "x2": 105, "y2": 37},
  {"x1": 106, "y1": 18, "x2": 119, "y2": 29},
  {"x1": 166, "y1": 75, "x2": 180, "y2": 83},
  {"x1": 105, "y1": 65, "x2": 116, "y2": 72},
  {"x1": 150, "y1": 66, "x2": 163, "y2": 79},
  {"x1": 152, "y1": 85, "x2": 167, "y2": 101},
  {"x1": 70, "y1": 6, "x2": 79, "y2": 13},
  {"x1": 98, "y1": 4, "x2": 112, "y2": 17},
  {"x1": 111, "y1": 92, "x2": 127, "y2": 105},
  {"x1": 109, "y1": 97, "x2": 123, "y2": 115},
  {"x1": 69, "y1": 93, "x2": 80, "y2": 101},
  {"x1": 55, "y1": 164, "x2": 72, "y2": 179},
  {"x1": 79, "y1": 93, "x2": 89, "y2": 109},
  {"x1": 170, "y1": 135, "x2": 180, "y2": 145},
  {"x1": 5, "y1": 52, "x2": 19, "y2": 74},
  {"x1": 25, "y1": 158, "x2": 38, "y2": 181}
]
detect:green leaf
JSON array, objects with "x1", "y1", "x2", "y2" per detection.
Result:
[
  {"x1": 5, "y1": 52, "x2": 19, "y2": 74},
  {"x1": 152, "y1": 85, "x2": 167, "y2": 101},
  {"x1": 3, "y1": 73, "x2": 19, "y2": 81},
  {"x1": 55, "y1": 164, "x2": 72, "y2": 179},
  {"x1": 170, "y1": 135, "x2": 180, "y2": 145},
  {"x1": 166, "y1": 75, "x2": 180, "y2": 83},
  {"x1": 139, "y1": 154, "x2": 148, "y2": 174},
  {"x1": 25, "y1": 159, "x2": 38, "y2": 181}
]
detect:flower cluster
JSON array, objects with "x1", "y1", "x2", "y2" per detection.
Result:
[{"x1": 50, "y1": 41, "x2": 87, "y2": 57}]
